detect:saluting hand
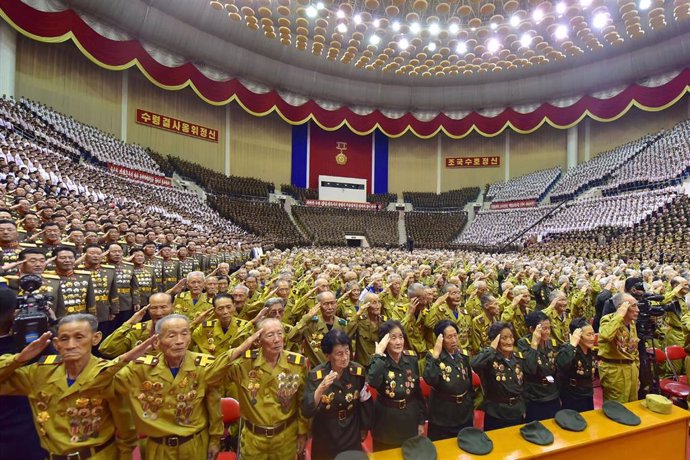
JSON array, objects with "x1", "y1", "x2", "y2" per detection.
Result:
[
  {"x1": 304, "y1": 303, "x2": 321, "y2": 319},
  {"x1": 190, "y1": 307, "x2": 214, "y2": 329},
  {"x1": 120, "y1": 335, "x2": 157, "y2": 363},
  {"x1": 375, "y1": 333, "x2": 390, "y2": 355},
  {"x1": 531, "y1": 324, "x2": 543, "y2": 350},
  {"x1": 431, "y1": 333, "x2": 444, "y2": 359},
  {"x1": 16, "y1": 331, "x2": 52, "y2": 363},
  {"x1": 616, "y1": 301, "x2": 630, "y2": 318},
  {"x1": 570, "y1": 328, "x2": 582, "y2": 347},
  {"x1": 250, "y1": 307, "x2": 269, "y2": 325},
  {"x1": 230, "y1": 328, "x2": 264, "y2": 361},
  {"x1": 490, "y1": 333, "x2": 501, "y2": 351},
  {"x1": 126, "y1": 305, "x2": 149, "y2": 326}
]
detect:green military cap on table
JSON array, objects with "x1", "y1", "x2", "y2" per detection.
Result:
[
  {"x1": 402, "y1": 435, "x2": 436, "y2": 460},
  {"x1": 457, "y1": 427, "x2": 493, "y2": 455},
  {"x1": 641, "y1": 394, "x2": 673, "y2": 414},
  {"x1": 554, "y1": 409, "x2": 588, "y2": 432},
  {"x1": 520, "y1": 421, "x2": 554, "y2": 445},
  {"x1": 602, "y1": 400, "x2": 641, "y2": 426},
  {"x1": 334, "y1": 451, "x2": 370, "y2": 460}
]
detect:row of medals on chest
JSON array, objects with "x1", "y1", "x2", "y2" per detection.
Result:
[
  {"x1": 137, "y1": 375, "x2": 198, "y2": 422},
  {"x1": 385, "y1": 369, "x2": 416, "y2": 398},
  {"x1": 35, "y1": 394, "x2": 105, "y2": 442},
  {"x1": 62, "y1": 280, "x2": 87, "y2": 306}
]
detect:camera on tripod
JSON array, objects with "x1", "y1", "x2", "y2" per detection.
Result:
[
  {"x1": 632, "y1": 283, "x2": 679, "y2": 340},
  {"x1": 13, "y1": 274, "x2": 54, "y2": 347}
]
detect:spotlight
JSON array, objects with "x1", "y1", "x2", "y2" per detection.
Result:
[
  {"x1": 429, "y1": 23, "x2": 440, "y2": 35},
  {"x1": 336, "y1": 10, "x2": 345, "y2": 19},
  {"x1": 555, "y1": 24, "x2": 568, "y2": 39},
  {"x1": 410, "y1": 22, "x2": 421, "y2": 34},
  {"x1": 533, "y1": 9, "x2": 544, "y2": 22},
  {"x1": 428, "y1": 42, "x2": 437, "y2": 51},
  {"x1": 369, "y1": 34, "x2": 381, "y2": 45},
  {"x1": 520, "y1": 33, "x2": 532, "y2": 47},
  {"x1": 392, "y1": 21, "x2": 401, "y2": 31},
  {"x1": 456, "y1": 41, "x2": 467, "y2": 54},
  {"x1": 337, "y1": 23, "x2": 348, "y2": 33},
  {"x1": 593, "y1": 12, "x2": 608, "y2": 28},
  {"x1": 487, "y1": 38, "x2": 500, "y2": 53},
  {"x1": 398, "y1": 38, "x2": 409, "y2": 50},
  {"x1": 510, "y1": 15, "x2": 520, "y2": 27},
  {"x1": 580, "y1": 0, "x2": 592, "y2": 8},
  {"x1": 639, "y1": 0, "x2": 651, "y2": 9},
  {"x1": 449, "y1": 23, "x2": 460, "y2": 34},
  {"x1": 490, "y1": 22, "x2": 498, "y2": 30},
  {"x1": 373, "y1": 19, "x2": 380, "y2": 27},
  {"x1": 306, "y1": 6, "x2": 317, "y2": 18},
  {"x1": 556, "y1": 2, "x2": 566, "y2": 15},
  {"x1": 354, "y1": 14, "x2": 362, "y2": 24},
  {"x1": 316, "y1": 2, "x2": 324, "y2": 9}
]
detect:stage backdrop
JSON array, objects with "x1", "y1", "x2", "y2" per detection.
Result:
[{"x1": 292, "y1": 122, "x2": 389, "y2": 195}]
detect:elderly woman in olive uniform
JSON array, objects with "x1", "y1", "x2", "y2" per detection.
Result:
[
  {"x1": 302, "y1": 329, "x2": 372, "y2": 460},
  {"x1": 423, "y1": 320, "x2": 475, "y2": 441},
  {"x1": 471, "y1": 322, "x2": 535, "y2": 431},
  {"x1": 517, "y1": 311, "x2": 561, "y2": 421},
  {"x1": 556, "y1": 317, "x2": 597, "y2": 412},
  {"x1": 366, "y1": 320, "x2": 426, "y2": 451}
]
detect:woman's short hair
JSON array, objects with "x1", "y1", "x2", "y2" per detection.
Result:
[
  {"x1": 378, "y1": 320, "x2": 405, "y2": 341},
  {"x1": 525, "y1": 311, "x2": 549, "y2": 329},
  {"x1": 487, "y1": 321, "x2": 513, "y2": 341},
  {"x1": 321, "y1": 329, "x2": 351, "y2": 355},
  {"x1": 569, "y1": 317, "x2": 590, "y2": 334},
  {"x1": 434, "y1": 319, "x2": 459, "y2": 337}
]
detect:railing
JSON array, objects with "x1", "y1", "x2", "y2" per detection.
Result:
[{"x1": 498, "y1": 199, "x2": 569, "y2": 252}]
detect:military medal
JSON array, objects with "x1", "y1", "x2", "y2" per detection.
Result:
[{"x1": 248, "y1": 369, "x2": 260, "y2": 405}]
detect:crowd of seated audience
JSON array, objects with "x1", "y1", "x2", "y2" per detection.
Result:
[
  {"x1": 367, "y1": 192, "x2": 397, "y2": 205},
  {"x1": 550, "y1": 134, "x2": 658, "y2": 202},
  {"x1": 525, "y1": 187, "x2": 678, "y2": 241},
  {"x1": 602, "y1": 120, "x2": 690, "y2": 195},
  {"x1": 405, "y1": 211, "x2": 468, "y2": 249},
  {"x1": 21, "y1": 99, "x2": 165, "y2": 177},
  {"x1": 145, "y1": 148, "x2": 175, "y2": 177},
  {"x1": 209, "y1": 195, "x2": 307, "y2": 248},
  {"x1": 488, "y1": 167, "x2": 561, "y2": 203},
  {"x1": 292, "y1": 205, "x2": 399, "y2": 247},
  {"x1": 167, "y1": 155, "x2": 274, "y2": 197},
  {"x1": 280, "y1": 184, "x2": 319, "y2": 202},
  {"x1": 456, "y1": 206, "x2": 555, "y2": 250},
  {"x1": 403, "y1": 187, "x2": 479, "y2": 209},
  {"x1": 528, "y1": 192, "x2": 690, "y2": 262}
]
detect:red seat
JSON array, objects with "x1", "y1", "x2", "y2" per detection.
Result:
[
  {"x1": 472, "y1": 371, "x2": 481, "y2": 389},
  {"x1": 660, "y1": 379, "x2": 690, "y2": 399},
  {"x1": 647, "y1": 347, "x2": 666, "y2": 365},
  {"x1": 593, "y1": 334, "x2": 599, "y2": 347},
  {"x1": 217, "y1": 398, "x2": 241, "y2": 460},
  {"x1": 367, "y1": 384, "x2": 378, "y2": 401},
  {"x1": 420, "y1": 377, "x2": 432, "y2": 399}
]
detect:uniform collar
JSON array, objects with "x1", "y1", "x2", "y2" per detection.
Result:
[{"x1": 48, "y1": 355, "x2": 100, "y2": 400}]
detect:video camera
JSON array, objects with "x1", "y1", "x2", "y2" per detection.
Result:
[{"x1": 13, "y1": 274, "x2": 54, "y2": 348}]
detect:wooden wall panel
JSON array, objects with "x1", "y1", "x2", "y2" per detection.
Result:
[
  {"x1": 509, "y1": 125, "x2": 567, "y2": 177},
  {"x1": 388, "y1": 135, "x2": 437, "y2": 193}
]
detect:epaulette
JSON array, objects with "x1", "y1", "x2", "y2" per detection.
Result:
[
  {"x1": 74, "y1": 270, "x2": 91, "y2": 276},
  {"x1": 458, "y1": 348, "x2": 469, "y2": 356},
  {"x1": 403, "y1": 350, "x2": 417, "y2": 357},
  {"x1": 132, "y1": 323, "x2": 146, "y2": 330},
  {"x1": 235, "y1": 318, "x2": 249, "y2": 327},
  {"x1": 102, "y1": 264, "x2": 114, "y2": 269},
  {"x1": 382, "y1": 315, "x2": 388, "y2": 321},
  {"x1": 476, "y1": 316, "x2": 486, "y2": 325},
  {"x1": 122, "y1": 261, "x2": 134, "y2": 266},
  {"x1": 286, "y1": 351, "x2": 307, "y2": 366},
  {"x1": 194, "y1": 355, "x2": 215, "y2": 367},
  {"x1": 60, "y1": 241, "x2": 75, "y2": 247},
  {"x1": 19, "y1": 242, "x2": 36, "y2": 248},
  {"x1": 515, "y1": 352, "x2": 524, "y2": 359},
  {"x1": 337, "y1": 318, "x2": 348, "y2": 326},
  {"x1": 43, "y1": 273, "x2": 59, "y2": 280},
  {"x1": 310, "y1": 315, "x2": 319, "y2": 322},
  {"x1": 349, "y1": 362, "x2": 364, "y2": 376},
  {"x1": 37, "y1": 354, "x2": 62, "y2": 365},
  {"x1": 4, "y1": 275, "x2": 18, "y2": 280},
  {"x1": 551, "y1": 339, "x2": 558, "y2": 347},
  {"x1": 439, "y1": 306, "x2": 446, "y2": 312},
  {"x1": 134, "y1": 355, "x2": 159, "y2": 366},
  {"x1": 314, "y1": 368, "x2": 325, "y2": 380},
  {"x1": 244, "y1": 349, "x2": 260, "y2": 359},
  {"x1": 203, "y1": 320, "x2": 215, "y2": 328}
]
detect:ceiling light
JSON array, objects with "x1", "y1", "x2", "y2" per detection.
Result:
[
  {"x1": 593, "y1": 12, "x2": 608, "y2": 28},
  {"x1": 306, "y1": 6, "x2": 317, "y2": 18},
  {"x1": 429, "y1": 23, "x2": 440, "y2": 35},
  {"x1": 369, "y1": 34, "x2": 381, "y2": 45},
  {"x1": 639, "y1": 0, "x2": 651, "y2": 10},
  {"x1": 337, "y1": 23, "x2": 348, "y2": 33},
  {"x1": 580, "y1": 0, "x2": 592, "y2": 7},
  {"x1": 510, "y1": 15, "x2": 520, "y2": 27},
  {"x1": 392, "y1": 21, "x2": 401, "y2": 31},
  {"x1": 487, "y1": 38, "x2": 500, "y2": 53},
  {"x1": 533, "y1": 9, "x2": 544, "y2": 22},
  {"x1": 316, "y1": 2, "x2": 324, "y2": 9},
  {"x1": 354, "y1": 14, "x2": 362, "y2": 24},
  {"x1": 428, "y1": 42, "x2": 437, "y2": 51},
  {"x1": 398, "y1": 38, "x2": 409, "y2": 50},
  {"x1": 490, "y1": 22, "x2": 498, "y2": 30},
  {"x1": 336, "y1": 10, "x2": 345, "y2": 19},
  {"x1": 556, "y1": 2, "x2": 567, "y2": 15},
  {"x1": 520, "y1": 33, "x2": 532, "y2": 47},
  {"x1": 373, "y1": 19, "x2": 380, "y2": 27},
  {"x1": 449, "y1": 23, "x2": 460, "y2": 34},
  {"x1": 456, "y1": 41, "x2": 467, "y2": 54},
  {"x1": 555, "y1": 24, "x2": 568, "y2": 39},
  {"x1": 410, "y1": 22, "x2": 421, "y2": 34}
]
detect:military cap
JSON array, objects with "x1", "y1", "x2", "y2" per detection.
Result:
[
  {"x1": 602, "y1": 400, "x2": 641, "y2": 426},
  {"x1": 334, "y1": 451, "x2": 369, "y2": 460},
  {"x1": 520, "y1": 421, "x2": 554, "y2": 445},
  {"x1": 402, "y1": 435, "x2": 436, "y2": 460},
  {"x1": 554, "y1": 409, "x2": 587, "y2": 432},
  {"x1": 641, "y1": 394, "x2": 672, "y2": 414},
  {"x1": 457, "y1": 427, "x2": 493, "y2": 455}
]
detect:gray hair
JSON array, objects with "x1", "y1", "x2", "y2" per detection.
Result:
[
  {"x1": 407, "y1": 282, "x2": 424, "y2": 298},
  {"x1": 512, "y1": 284, "x2": 529, "y2": 296},
  {"x1": 58, "y1": 313, "x2": 98, "y2": 332},
  {"x1": 233, "y1": 284, "x2": 249, "y2": 295},
  {"x1": 344, "y1": 281, "x2": 360, "y2": 291},
  {"x1": 575, "y1": 278, "x2": 588, "y2": 289},
  {"x1": 549, "y1": 290, "x2": 566, "y2": 301},
  {"x1": 611, "y1": 293, "x2": 635, "y2": 309},
  {"x1": 264, "y1": 297, "x2": 285, "y2": 309},
  {"x1": 256, "y1": 317, "x2": 282, "y2": 332},
  {"x1": 154, "y1": 314, "x2": 190, "y2": 334},
  {"x1": 186, "y1": 271, "x2": 205, "y2": 281},
  {"x1": 387, "y1": 274, "x2": 402, "y2": 283},
  {"x1": 316, "y1": 290, "x2": 335, "y2": 303},
  {"x1": 479, "y1": 294, "x2": 495, "y2": 308}
]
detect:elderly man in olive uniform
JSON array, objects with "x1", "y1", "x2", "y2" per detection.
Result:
[
  {"x1": 542, "y1": 290, "x2": 570, "y2": 345},
  {"x1": 0, "y1": 313, "x2": 153, "y2": 460},
  {"x1": 227, "y1": 317, "x2": 309, "y2": 459},
  {"x1": 598, "y1": 293, "x2": 640, "y2": 403},
  {"x1": 114, "y1": 314, "x2": 260, "y2": 460},
  {"x1": 287, "y1": 291, "x2": 347, "y2": 366},
  {"x1": 346, "y1": 292, "x2": 387, "y2": 367},
  {"x1": 425, "y1": 284, "x2": 472, "y2": 352},
  {"x1": 99, "y1": 292, "x2": 174, "y2": 358},
  {"x1": 501, "y1": 285, "x2": 533, "y2": 340},
  {"x1": 471, "y1": 294, "x2": 500, "y2": 354},
  {"x1": 173, "y1": 271, "x2": 212, "y2": 320},
  {"x1": 401, "y1": 283, "x2": 431, "y2": 356},
  {"x1": 191, "y1": 293, "x2": 252, "y2": 356}
]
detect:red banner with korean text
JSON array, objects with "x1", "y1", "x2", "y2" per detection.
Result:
[
  {"x1": 446, "y1": 156, "x2": 500, "y2": 168},
  {"x1": 309, "y1": 123, "x2": 372, "y2": 193},
  {"x1": 489, "y1": 199, "x2": 537, "y2": 210},
  {"x1": 305, "y1": 199, "x2": 381, "y2": 210},
  {"x1": 107, "y1": 164, "x2": 172, "y2": 187},
  {"x1": 135, "y1": 109, "x2": 218, "y2": 142}
]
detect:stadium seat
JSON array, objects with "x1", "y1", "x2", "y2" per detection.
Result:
[{"x1": 218, "y1": 398, "x2": 241, "y2": 460}]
